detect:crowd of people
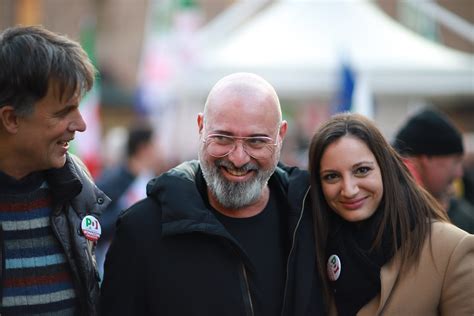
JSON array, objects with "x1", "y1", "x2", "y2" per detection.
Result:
[{"x1": 1, "y1": 25, "x2": 473, "y2": 316}]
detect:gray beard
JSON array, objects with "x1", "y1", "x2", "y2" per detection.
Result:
[{"x1": 199, "y1": 154, "x2": 277, "y2": 210}]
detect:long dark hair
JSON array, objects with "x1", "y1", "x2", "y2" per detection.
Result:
[{"x1": 308, "y1": 113, "x2": 448, "y2": 309}]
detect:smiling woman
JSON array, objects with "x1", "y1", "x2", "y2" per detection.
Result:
[
  {"x1": 308, "y1": 113, "x2": 474, "y2": 316},
  {"x1": 319, "y1": 135, "x2": 383, "y2": 223}
]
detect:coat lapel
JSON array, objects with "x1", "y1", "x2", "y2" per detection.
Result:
[
  {"x1": 377, "y1": 256, "x2": 401, "y2": 314},
  {"x1": 358, "y1": 255, "x2": 401, "y2": 316}
]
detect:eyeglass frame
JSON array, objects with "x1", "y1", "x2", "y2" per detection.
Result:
[{"x1": 202, "y1": 133, "x2": 280, "y2": 159}]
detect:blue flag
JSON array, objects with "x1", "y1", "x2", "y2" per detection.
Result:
[{"x1": 332, "y1": 62, "x2": 355, "y2": 114}]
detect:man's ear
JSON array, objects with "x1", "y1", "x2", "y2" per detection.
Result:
[
  {"x1": 197, "y1": 113, "x2": 204, "y2": 133},
  {"x1": 0, "y1": 106, "x2": 20, "y2": 134},
  {"x1": 278, "y1": 120, "x2": 288, "y2": 142}
]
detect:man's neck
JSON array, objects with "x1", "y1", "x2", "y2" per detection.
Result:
[
  {"x1": 0, "y1": 157, "x2": 32, "y2": 180},
  {"x1": 0, "y1": 169, "x2": 45, "y2": 194},
  {"x1": 208, "y1": 185, "x2": 270, "y2": 218},
  {"x1": 0, "y1": 137, "x2": 29, "y2": 179}
]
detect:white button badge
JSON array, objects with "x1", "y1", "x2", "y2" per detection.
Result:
[
  {"x1": 81, "y1": 215, "x2": 101, "y2": 242},
  {"x1": 327, "y1": 254, "x2": 341, "y2": 281}
]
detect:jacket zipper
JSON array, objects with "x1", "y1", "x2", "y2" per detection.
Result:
[
  {"x1": 241, "y1": 262, "x2": 254, "y2": 316},
  {"x1": 50, "y1": 206, "x2": 87, "y2": 313},
  {"x1": 280, "y1": 187, "x2": 310, "y2": 315}
]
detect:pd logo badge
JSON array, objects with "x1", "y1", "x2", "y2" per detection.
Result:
[
  {"x1": 81, "y1": 215, "x2": 101, "y2": 242},
  {"x1": 327, "y1": 254, "x2": 341, "y2": 281}
]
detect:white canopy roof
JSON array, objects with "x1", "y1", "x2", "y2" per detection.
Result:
[{"x1": 184, "y1": 0, "x2": 474, "y2": 98}]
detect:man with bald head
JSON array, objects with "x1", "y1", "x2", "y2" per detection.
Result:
[{"x1": 101, "y1": 73, "x2": 324, "y2": 315}]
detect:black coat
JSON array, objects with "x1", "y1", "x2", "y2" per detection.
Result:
[{"x1": 101, "y1": 160, "x2": 324, "y2": 316}]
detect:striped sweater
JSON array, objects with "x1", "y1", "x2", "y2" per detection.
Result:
[{"x1": 0, "y1": 172, "x2": 77, "y2": 315}]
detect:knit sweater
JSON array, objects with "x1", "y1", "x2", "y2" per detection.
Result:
[{"x1": 0, "y1": 171, "x2": 77, "y2": 315}]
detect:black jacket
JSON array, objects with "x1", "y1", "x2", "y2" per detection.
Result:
[
  {"x1": 448, "y1": 197, "x2": 474, "y2": 234},
  {"x1": 101, "y1": 160, "x2": 324, "y2": 316},
  {"x1": 0, "y1": 154, "x2": 111, "y2": 316}
]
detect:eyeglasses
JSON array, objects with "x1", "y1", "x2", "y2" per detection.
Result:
[{"x1": 203, "y1": 134, "x2": 278, "y2": 159}]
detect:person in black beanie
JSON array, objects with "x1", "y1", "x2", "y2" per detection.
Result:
[{"x1": 393, "y1": 108, "x2": 474, "y2": 233}]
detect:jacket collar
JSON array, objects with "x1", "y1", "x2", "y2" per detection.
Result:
[
  {"x1": 147, "y1": 160, "x2": 231, "y2": 238},
  {"x1": 146, "y1": 160, "x2": 311, "y2": 265},
  {"x1": 45, "y1": 154, "x2": 83, "y2": 204},
  {"x1": 45, "y1": 153, "x2": 110, "y2": 217},
  {"x1": 146, "y1": 160, "x2": 310, "y2": 236}
]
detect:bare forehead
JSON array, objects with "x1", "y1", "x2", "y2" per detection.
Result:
[{"x1": 204, "y1": 74, "x2": 281, "y2": 119}]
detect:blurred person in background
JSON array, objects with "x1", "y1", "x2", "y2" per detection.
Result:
[
  {"x1": 95, "y1": 123, "x2": 158, "y2": 279},
  {"x1": 309, "y1": 113, "x2": 474, "y2": 315},
  {"x1": 100, "y1": 126, "x2": 128, "y2": 169},
  {"x1": 462, "y1": 153, "x2": 474, "y2": 206},
  {"x1": 0, "y1": 25, "x2": 110, "y2": 315},
  {"x1": 101, "y1": 73, "x2": 324, "y2": 315},
  {"x1": 393, "y1": 108, "x2": 474, "y2": 233}
]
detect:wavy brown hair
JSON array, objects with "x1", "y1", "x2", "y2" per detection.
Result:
[{"x1": 308, "y1": 113, "x2": 448, "y2": 310}]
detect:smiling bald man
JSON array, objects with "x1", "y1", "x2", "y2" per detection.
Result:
[{"x1": 101, "y1": 73, "x2": 325, "y2": 316}]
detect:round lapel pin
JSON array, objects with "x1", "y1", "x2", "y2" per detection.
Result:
[
  {"x1": 81, "y1": 215, "x2": 101, "y2": 242},
  {"x1": 327, "y1": 254, "x2": 341, "y2": 281}
]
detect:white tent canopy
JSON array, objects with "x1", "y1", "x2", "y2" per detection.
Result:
[{"x1": 183, "y1": 0, "x2": 474, "y2": 98}]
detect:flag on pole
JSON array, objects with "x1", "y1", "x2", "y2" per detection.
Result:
[
  {"x1": 332, "y1": 62, "x2": 355, "y2": 114},
  {"x1": 332, "y1": 61, "x2": 374, "y2": 118},
  {"x1": 352, "y1": 73, "x2": 374, "y2": 119},
  {"x1": 71, "y1": 19, "x2": 103, "y2": 178}
]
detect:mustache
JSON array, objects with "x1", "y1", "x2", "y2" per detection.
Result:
[{"x1": 215, "y1": 159, "x2": 259, "y2": 173}]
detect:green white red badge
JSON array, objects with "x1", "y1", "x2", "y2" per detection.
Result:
[
  {"x1": 327, "y1": 254, "x2": 341, "y2": 281},
  {"x1": 81, "y1": 215, "x2": 101, "y2": 242}
]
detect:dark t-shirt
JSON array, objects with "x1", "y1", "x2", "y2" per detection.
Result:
[{"x1": 211, "y1": 179, "x2": 288, "y2": 316}]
